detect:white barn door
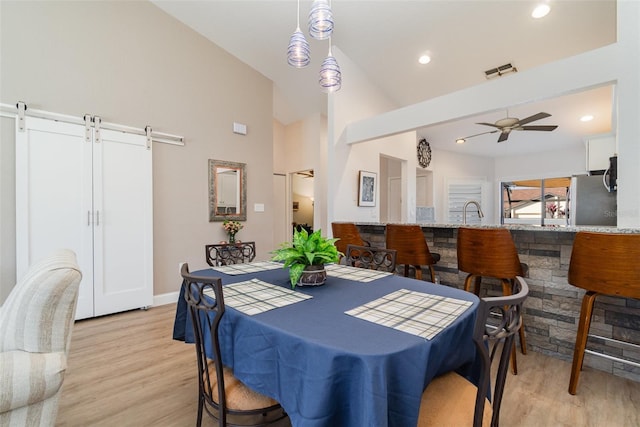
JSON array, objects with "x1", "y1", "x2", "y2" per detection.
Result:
[
  {"x1": 16, "y1": 117, "x2": 153, "y2": 319},
  {"x1": 93, "y1": 128, "x2": 153, "y2": 316},
  {"x1": 15, "y1": 118, "x2": 95, "y2": 319}
]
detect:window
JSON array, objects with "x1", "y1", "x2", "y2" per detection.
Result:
[{"x1": 501, "y1": 177, "x2": 570, "y2": 226}]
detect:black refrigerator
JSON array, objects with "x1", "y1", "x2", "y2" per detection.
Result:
[{"x1": 572, "y1": 175, "x2": 617, "y2": 226}]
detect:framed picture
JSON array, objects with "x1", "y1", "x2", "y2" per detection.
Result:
[
  {"x1": 292, "y1": 201, "x2": 299, "y2": 211},
  {"x1": 358, "y1": 170, "x2": 377, "y2": 207}
]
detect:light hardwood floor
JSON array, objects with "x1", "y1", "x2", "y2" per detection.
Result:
[{"x1": 57, "y1": 304, "x2": 640, "y2": 426}]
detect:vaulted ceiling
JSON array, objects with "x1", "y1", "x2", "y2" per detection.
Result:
[{"x1": 152, "y1": 0, "x2": 617, "y2": 157}]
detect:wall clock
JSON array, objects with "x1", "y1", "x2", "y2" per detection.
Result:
[{"x1": 417, "y1": 139, "x2": 432, "y2": 168}]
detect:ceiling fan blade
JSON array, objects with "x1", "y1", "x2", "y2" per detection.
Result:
[
  {"x1": 476, "y1": 122, "x2": 502, "y2": 129},
  {"x1": 497, "y1": 131, "x2": 509, "y2": 143},
  {"x1": 456, "y1": 130, "x2": 499, "y2": 142},
  {"x1": 465, "y1": 129, "x2": 499, "y2": 138},
  {"x1": 520, "y1": 125, "x2": 558, "y2": 131},
  {"x1": 516, "y1": 112, "x2": 551, "y2": 126}
]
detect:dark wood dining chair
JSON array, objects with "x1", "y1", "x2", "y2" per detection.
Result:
[
  {"x1": 567, "y1": 231, "x2": 640, "y2": 395},
  {"x1": 418, "y1": 276, "x2": 529, "y2": 427},
  {"x1": 457, "y1": 227, "x2": 528, "y2": 374},
  {"x1": 205, "y1": 242, "x2": 256, "y2": 267},
  {"x1": 344, "y1": 244, "x2": 397, "y2": 273},
  {"x1": 331, "y1": 222, "x2": 369, "y2": 257},
  {"x1": 181, "y1": 263, "x2": 289, "y2": 427},
  {"x1": 385, "y1": 224, "x2": 440, "y2": 282}
]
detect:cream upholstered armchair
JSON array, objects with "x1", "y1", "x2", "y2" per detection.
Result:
[{"x1": 0, "y1": 249, "x2": 82, "y2": 426}]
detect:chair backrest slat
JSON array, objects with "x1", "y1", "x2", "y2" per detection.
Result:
[
  {"x1": 345, "y1": 244, "x2": 397, "y2": 273},
  {"x1": 473, "y1": 276, "x2": 529, "y2": 427},
  {"x1": 205, "y1": 242, "x2": 256, "y2": 267},
  {"x1": 181, "y1": 264, "x2": 227, "y2": 426}
]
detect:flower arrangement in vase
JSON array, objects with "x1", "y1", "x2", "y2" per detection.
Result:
[
  {"x1": 271, "y1": 228, "x2": 341, "y2": 288},
  {"x1": 222, "y1": 220, "x2": 243, "y2": 244}
]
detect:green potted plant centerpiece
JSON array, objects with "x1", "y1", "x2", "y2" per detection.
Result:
[{"x1": 271, "y1": 228, "x2": 341, "y2": 288}]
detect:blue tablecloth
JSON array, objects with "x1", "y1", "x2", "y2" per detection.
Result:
[{"x1": 173, "y1": 266, "x2": 479, "y2": 427}]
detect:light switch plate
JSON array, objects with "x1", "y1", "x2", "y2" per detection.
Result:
[
  {"x1": 254, "y1": 203, "x2": 265, "y2": 212},
  {"x1": 233, "y1": 122, "x2": 247, "y2": 135}
]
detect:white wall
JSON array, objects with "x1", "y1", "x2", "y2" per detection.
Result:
[
  {"x1": 292, "y1": 196, "x2": 314, "y2": 226},
  {"x1": 427, "y1": 149, "x2": 495, "y2": 223},
  {"x1": 328, "y1": 47, "x2": 418, "y2": 229},
  {"x1": 0, "y1": 1, "x2": 274, "y2": 301},
  {"x1": 615, "y1": 1, "x2": 640, "y2": 228},
  {"x1": 273, "y1": 119, "x2": 287, "y2": 175},
  {"x1": 495, "y1": 146, "x2": 586, "y2": 181}
]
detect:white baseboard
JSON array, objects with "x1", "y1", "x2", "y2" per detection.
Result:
[{"x1": 153, "y1": 291, "x2": 180, "y2": 307}]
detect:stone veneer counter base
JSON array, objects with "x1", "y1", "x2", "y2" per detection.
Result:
[{"x1": 352, "y1": 223, "x2": 640, "y2": 383}]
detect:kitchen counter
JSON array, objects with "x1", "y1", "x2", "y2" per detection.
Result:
[
  {"x1": 351, "y1": 222, "x2": 640, "y2": 383},
  {"x1": 351, "y1": 221, "x2": 639, "y2": 233}
]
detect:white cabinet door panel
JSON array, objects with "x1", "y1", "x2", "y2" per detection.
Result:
[
  {"x1": 16, "y1": 118, "x2": 94, "y2": 320},
  {"x1": 93, "y1": 129, "x2": 153, "y2": 316}
]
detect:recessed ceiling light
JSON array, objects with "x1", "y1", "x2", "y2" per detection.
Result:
[
  {"x1": 532, "y1": 3, "x2": 550, "y2": 18},
  {"x1": 456, "y1": 138, "x2": 466, "y2": 144},
  {"x1": 418, "y1": 55, "x2": 431, "y2": 65},
  {"x1": 580, "y1": 115, "x2": 594, "y2": 122}
]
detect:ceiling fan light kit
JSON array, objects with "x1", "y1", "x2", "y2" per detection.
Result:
[{"x1": 456, "y1": 111, "x2": 558, "y2": 144}]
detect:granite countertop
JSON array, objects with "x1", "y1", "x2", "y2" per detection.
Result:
[{"x1": 352, "y1": 222, "x2": 640, "y2": 233}]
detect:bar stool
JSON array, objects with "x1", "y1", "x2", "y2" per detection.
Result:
[
  {"x1": 457, "y1": 227, "x2": 528, "y2": 374},
  {"x1": 567, "y1": 231, "x2": 640, "y2": 395},
  {"x1": 331, "y1": 222, "x2": 368, "y2": 257},
  {"x1": 386, "y1": 224, "x2": 440, "y2": 282}
]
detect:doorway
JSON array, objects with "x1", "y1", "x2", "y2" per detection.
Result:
[
  {"x1": 380, "y1": 156, "x2": 403, "y2": 223},
  {"x1": 291, "y1": 169, "x2": 314, "y2": 236},
  {"x1": 416, "y1": 168, "x2": 435, "y2": 222},
  {"x1": 388, "y1": 177, "x2": 402, "y2": 223}
]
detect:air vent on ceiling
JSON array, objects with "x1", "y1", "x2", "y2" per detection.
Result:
[{"x1": 485, "y1": 63, "x2": 518, "y2": 79}]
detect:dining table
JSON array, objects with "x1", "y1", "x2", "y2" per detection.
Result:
[{"x1": 172, "y1": 261, "x2": 480, "y2": 427}]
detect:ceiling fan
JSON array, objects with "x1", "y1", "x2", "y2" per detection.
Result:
[{"x1": 456, "y1": 112, "x2": 558, "y2": 143}]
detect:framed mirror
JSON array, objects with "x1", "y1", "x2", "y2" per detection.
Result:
[{"x1": 208, "y1": 159, "x2": 247, "y2": 222}]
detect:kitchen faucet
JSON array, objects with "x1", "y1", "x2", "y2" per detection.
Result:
[{"x1": 463, "y1": 200, "x2": 484, "y2": 224}]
